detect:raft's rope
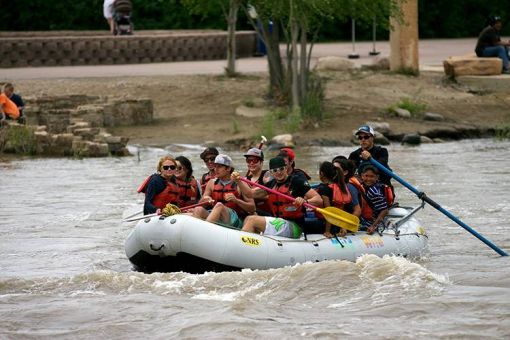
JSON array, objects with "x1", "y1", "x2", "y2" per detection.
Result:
[{"x1": 161, "y1": 203, "x2": 182, "y2": 217}]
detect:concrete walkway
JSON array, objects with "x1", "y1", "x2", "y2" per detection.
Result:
[{"x1": 0, "y1": 38, "x2": 480, "y2": 80}]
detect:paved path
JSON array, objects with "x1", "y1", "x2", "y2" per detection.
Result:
[{"x1": 2, "y1": 38, "x2": 478, "y2": 80}]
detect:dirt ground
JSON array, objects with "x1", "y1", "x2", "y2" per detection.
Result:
[{"x1": 15, "y1": 70, "x2": 510, "y2": 148}]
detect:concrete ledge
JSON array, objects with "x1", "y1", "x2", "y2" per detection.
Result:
[
  {"x1": 456, "y1": 74, "x2": 510, "y2": 93},
  {"x1": 0, "y1": 30, "x2": 256, "y2": 68}
]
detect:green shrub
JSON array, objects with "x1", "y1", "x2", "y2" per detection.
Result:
[
  {"x1": 2, "y1": 125, "x2": 37, "y2": 155},
  {"x1": 387, "y1": 97, "x2": 427, "y2": 118},
  {"x1": 495, "y1": 124, "x2": 510, "y2": 139}
]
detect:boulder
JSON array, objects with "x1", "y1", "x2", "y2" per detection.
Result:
[
  {"x1": 443, "y1": 55, "x2": 502, "y2": 77},
  {"x1": 393, "y1": 108, "x2": 412, "y2": 118},
  {"x1": 420, "y1": 136, "x2": 434, "y2": 144},
  {"x1": 271, "y1": 134, "x2": 294, "y2": 147},
  {"x1": 402, "y1": 133, "x2": 421, "y2": 145},
  {"x1": 366, "y1": 121, "x2": 391, "y2": 135},
  {"x1": 235, "y1": 105, "x2": 268, "y2": 118},
  {"x1": 315, "y1": 56, "x2": 355, "y2": 71},
  {"x1": 423, "y1": 112, "x2": 445, "y2": 121}
]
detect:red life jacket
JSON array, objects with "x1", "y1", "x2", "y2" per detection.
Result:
[
  {"x1": 175, "y1": 177, "x2": 200, "y2": 207},
  {"x1": 210, "y1": 179, "x2": 246, "y2": 217},
  {"x1": 246, "y1": 169, "x2": 271, "y2": 213},
  {"x1": 138, "y1": 174, "x2": 180, "y2": 210},
  {"x1": 266, "y1": 177, "x2": 305, "y2": 220},
  {"x1": 201, "y1": 172, "x2": 215, "y2": 193}
]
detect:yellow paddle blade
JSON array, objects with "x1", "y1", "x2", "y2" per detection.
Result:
[{"x1": 317, "y1": 206, "x2": 360, "y2": 232}]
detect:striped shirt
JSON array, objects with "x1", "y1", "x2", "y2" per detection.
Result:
[{"x1": 364, "y1": 184, "x2": 388, "y2": 217}]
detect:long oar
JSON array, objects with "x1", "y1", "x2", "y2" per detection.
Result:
[
  {"x1": 240, "y1": 177, "x2": 359, "y2": 232},
  {"x1": 123, "y1": 201, "x2": 212, "y2": 222},
  {"x1": 369, "y1": 158, "x2": 508, "y2": 256},
  {"x1": 123, "y1": 209, "x2": 143, "y2": 220}
]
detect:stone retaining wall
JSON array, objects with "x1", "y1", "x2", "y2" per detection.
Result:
[
  {"x1": 0, "y1": 95, "x2": 153, "y2": 157},
  {"x1": 0, "y1": 30, "x2": 256, "y2": 68}
]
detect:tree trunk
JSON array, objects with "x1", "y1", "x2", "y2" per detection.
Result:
[
  {"x1": 290, "y1": 15, "x2": 300, "y2": 110},
  {"x1": 299, "y1": 21, "x2": 308, "y2": 106},
  {"x1": 225, "y1": 0, "x2": 238, "y2": 77}
]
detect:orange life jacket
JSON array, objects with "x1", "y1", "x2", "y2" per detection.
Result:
[
  {"x1": 175, "y1": 177, "x2": 200, "y2": 207},
  {"x1": 201, "y1": 172, "x2": 215, "y2": 193},
  {"x1": 210, "y1": 179, "x2": 247, "y2": 217},
  {"x1": 138, "y1": 174, "x2": 180, "y2": 210},
  {"x1": 266, "y1": 177, "x2": 305, "y2": 220},
  {"x1": 315, "y1": 182, "x2": 352, "y2": 220}
]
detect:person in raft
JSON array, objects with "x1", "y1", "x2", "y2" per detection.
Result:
[
  {"x1": 242, "y1": 156, "x2": 322, "y2": 239},
  {"x1": 348, "y1": 125, "x2": 392, "y2": 187},
  {"x1": 137, "y1": 156, "x2": 179, "y2": 215},
  {"x1": 199, "y1": 147, "x2": 219, "y2": 193},
  {"x1": 243, "y1": 147, "x2": 272, "y2": 216},
  {"x1": 174, "y1": 155, "x2": 201, "y2": 207},
  {"x1": 316, "y1": 161, "x2": 355, "y2": 238},
  {"x1": 359, "y1": 165, "x2": 389, "y2": 234},
  {"x1": 193, "y1": 154, "x2": 255, "y2": 229}
]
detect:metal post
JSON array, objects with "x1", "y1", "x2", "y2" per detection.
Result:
[
  {"x1": 348, "y1": 18, "x2": 359, "y2": 59},
  {"x1": 369, "y1": 17, "x2": 380, "y2": 56}
]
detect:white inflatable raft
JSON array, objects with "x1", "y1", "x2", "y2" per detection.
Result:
[{"x1": 125, "y1": 205, "x2": 428, "y2": 273}]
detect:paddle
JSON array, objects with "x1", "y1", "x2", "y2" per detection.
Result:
[
  {"x1": 258, "y1": 135, "x2": 267, "y2": 149},
  {"x1": 123, "y1": 200, "x2": 213, "y2": 222},
  {"x1": 368, "y1": 157, "x2": 508, "y2": 256},
  {"x1": 240, "y1": 177, "x2": 360, "y2": 232}
]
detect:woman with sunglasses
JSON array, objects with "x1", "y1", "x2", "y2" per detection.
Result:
[
  {"x1": 348, "y1": 125, "x2": 392, "y2": 186},
  {"x1": 174, "y1": 155, "x2": 201, "y2": 207},
  {"x1": 244, "y1": 148, "x2": 272, "y2": 216},
  {"x1": 137, "y1": 156, "x2": 180, "y2": 215},
  {"x1": 242, "y1": 156, "x2": 322, "y2": 239}
]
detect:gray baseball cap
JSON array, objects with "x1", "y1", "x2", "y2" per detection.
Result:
[{"x1": 214, "y1": 154, "x2": 233, "y2": 168}]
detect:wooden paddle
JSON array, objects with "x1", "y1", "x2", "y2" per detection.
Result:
[
  {"x1": 123, "y1": 200, "x2": 213, "y2": 222},
  {"x1": 239, "y1": 177, "x2": 359, "y2": 232}
]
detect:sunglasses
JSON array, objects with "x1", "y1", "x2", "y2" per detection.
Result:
[
  {"x1": 270, "y1": 166, "x2": 286, "y2": 174},
  {"x1": 357, "y1": 135, "x2": 372, "y2": 140},
  {"x1": 162, "y1": 165, "x2": 176, "y2": 170},
  {"x1": 245, "y1": 157, "x2": 260, "y2": 164},
  {"x1": 204, "y1": 157, "x2": 216, "y2": 162}
]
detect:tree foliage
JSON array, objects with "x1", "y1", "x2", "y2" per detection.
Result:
[{"x1": 1, "y1": 0, "x2": 508, "y2": 37}]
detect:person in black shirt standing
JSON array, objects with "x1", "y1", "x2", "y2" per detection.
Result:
[
  {"x1": 348, "y1": 125, "x2": 392, "y2": 186},
  {"x1": 475, "y1": 16, "x2": 510, "y2": 73}
]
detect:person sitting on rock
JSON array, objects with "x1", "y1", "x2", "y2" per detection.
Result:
[
  {"x1": 193, "y1": 154, "x2": 255, "y2": 229},
  {"x1": 242, "y1": 156, "x2": 322, "y2": 239},
  {"x1": 348, "y1": 125, "x2": 392, "y2": 186},
  {"x1": 2, "y1": 83, "x2": 25, "y2": 124},
  {"x1": 199, "y1": 147, "x2": 219, "y2": 193},
  {"x1": 475, "y1": 15, "x2": 510, "y2": 74},
  {"x1": 0, "y1": 86, "x2": 20, "y2": 125}
]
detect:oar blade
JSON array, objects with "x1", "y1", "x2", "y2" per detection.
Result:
[{"x1": 319, "y1": 206, "x2": 360, "y2": 232}]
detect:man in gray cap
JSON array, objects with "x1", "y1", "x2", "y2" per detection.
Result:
[
  {"x1": 242, "y1": 156, "x2": 322, "y2": 238},
  {"x1": 193, "y1": 154, "x2": 255, "y2": 228},
  {"x1": 348, "y1": 124, "x2": 392, "y2": 186}
]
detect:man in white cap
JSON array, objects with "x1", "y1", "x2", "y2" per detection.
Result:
[
  {"x1": 193, "y1": 154, "x2": 255, "y2": 228},
  {"x1": 348, "y1": 125, "x2": 392, "y2": 186}
]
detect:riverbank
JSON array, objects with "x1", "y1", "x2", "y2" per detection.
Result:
[{"x1": 12, "y1": 69, "x2": 510, "y2": 149}]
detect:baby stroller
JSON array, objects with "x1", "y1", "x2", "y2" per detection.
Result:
[{"x1": 113, "y1": 0, "x2": 133, "y2": 35}]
